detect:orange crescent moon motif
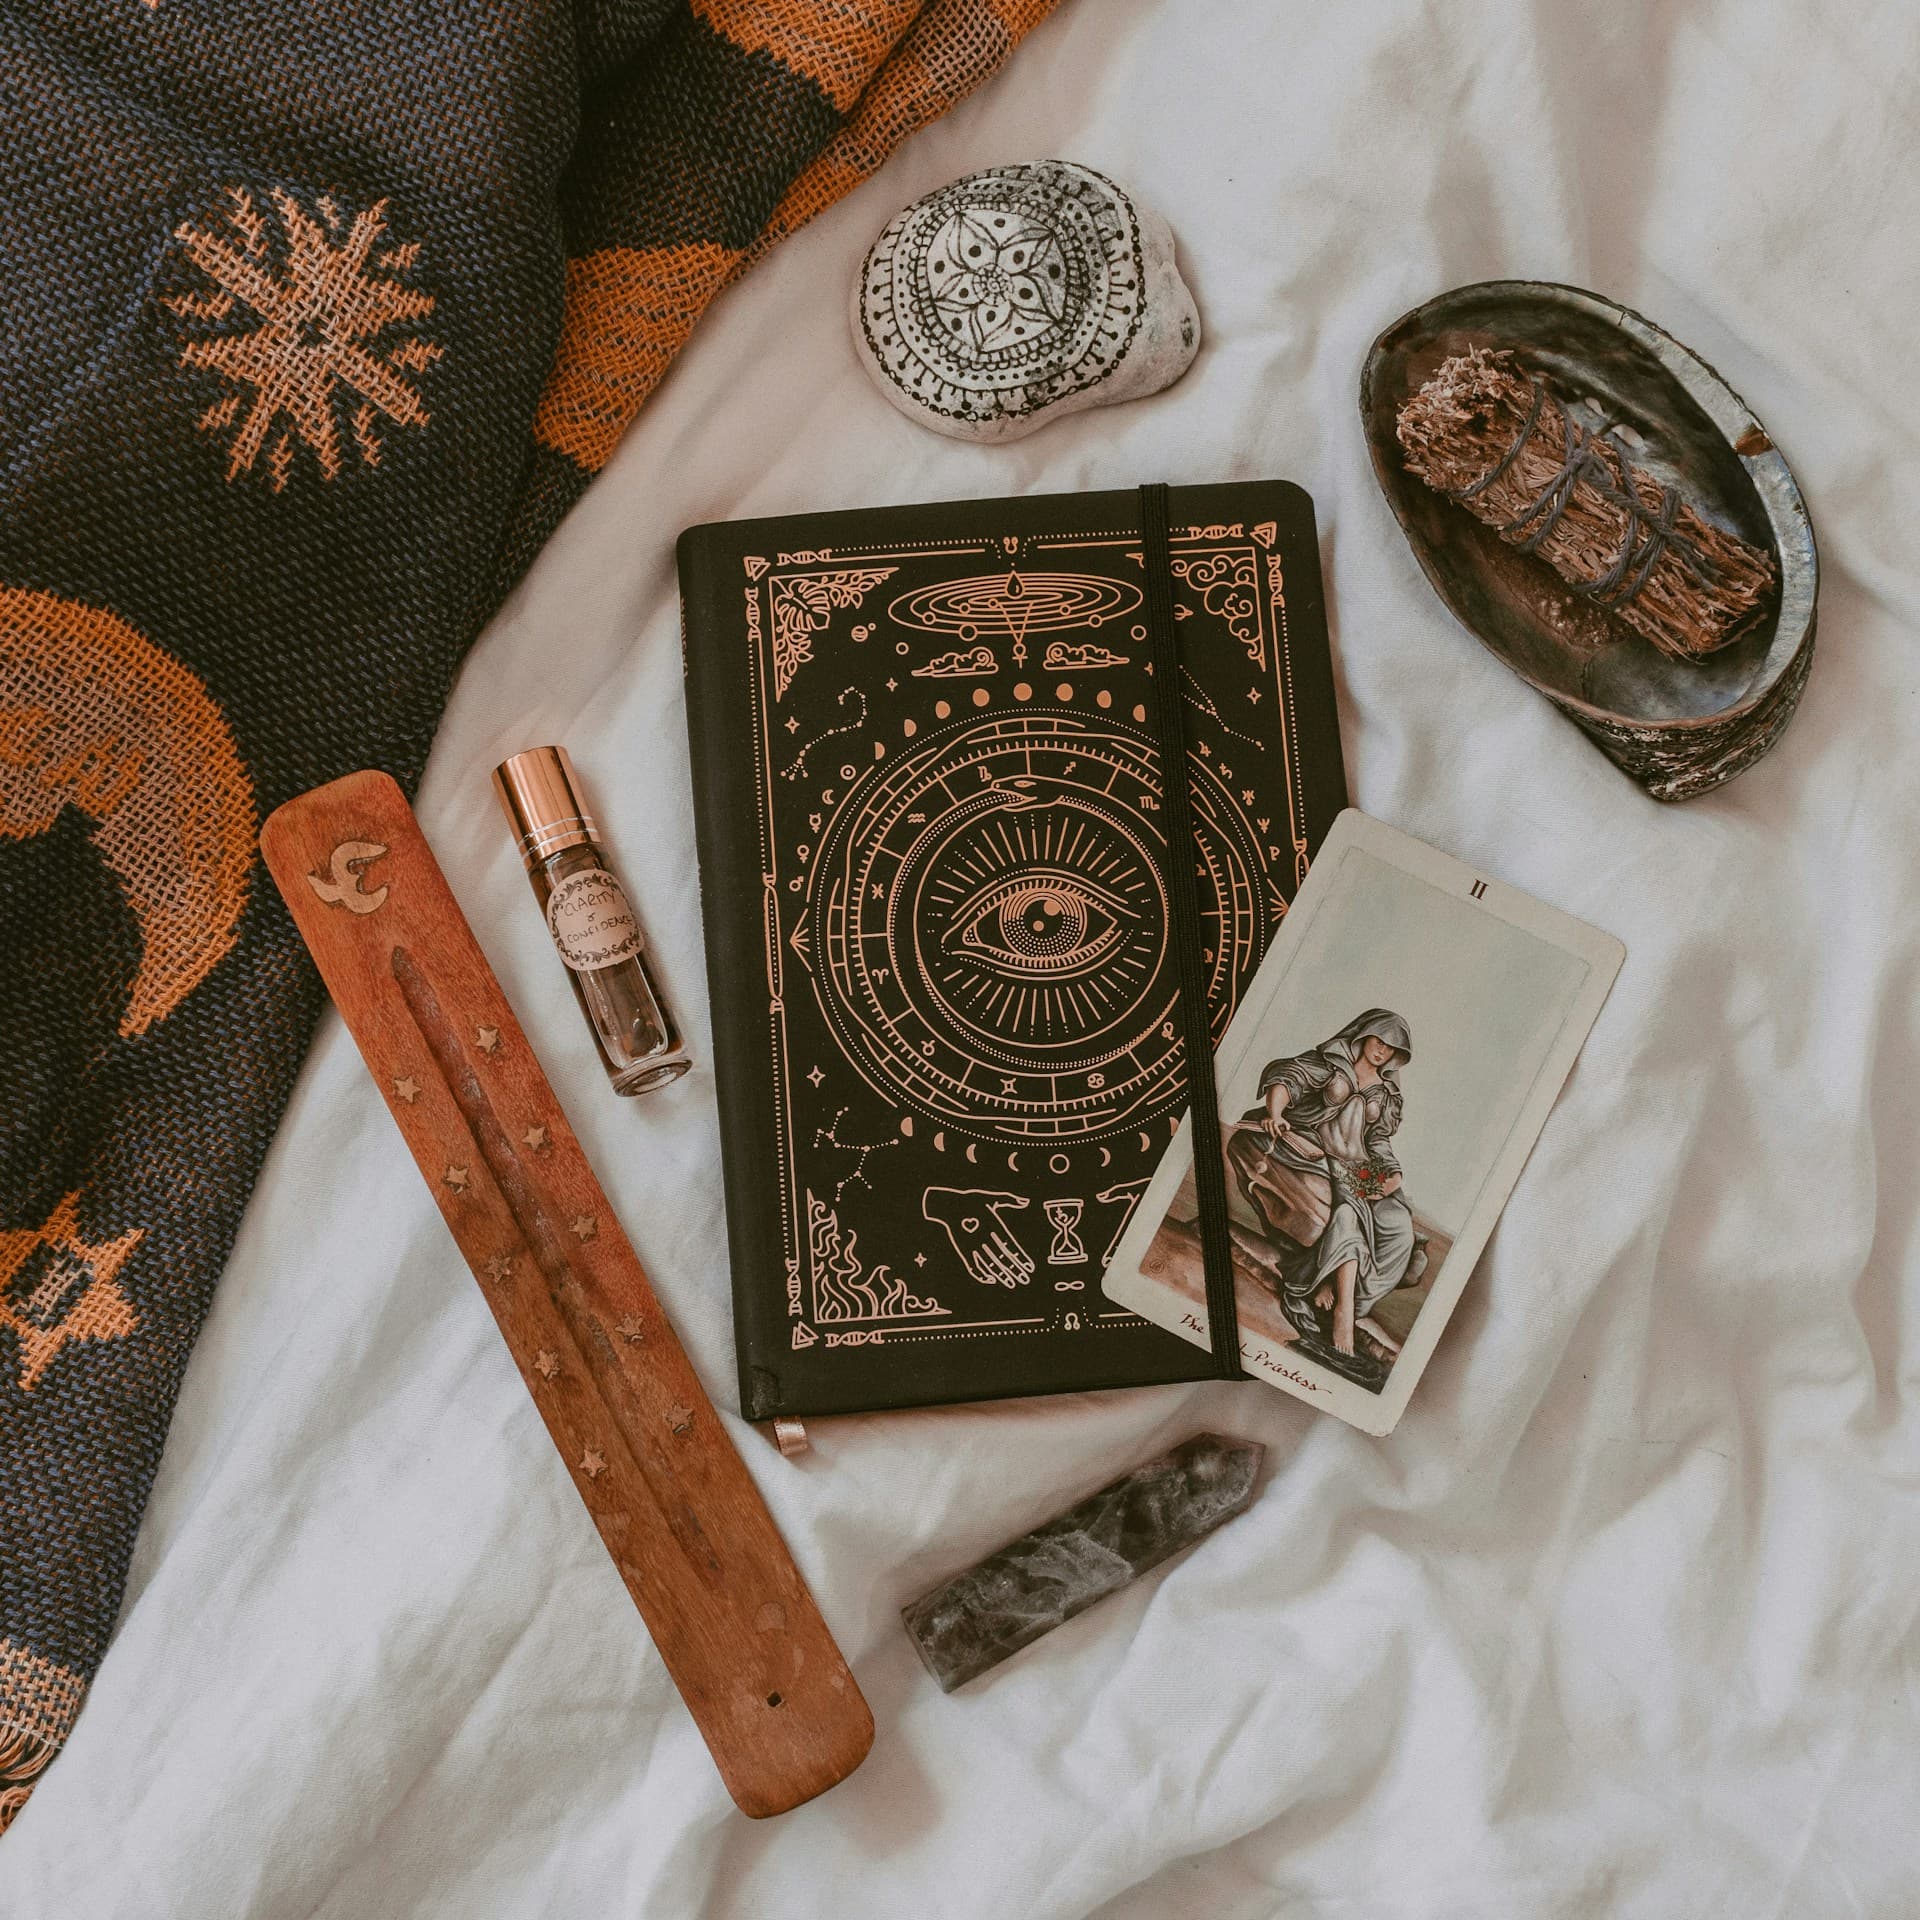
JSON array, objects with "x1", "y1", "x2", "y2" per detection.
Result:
[{"x1": 1, "y1": 587, "x2": 254, "y2": 1036}]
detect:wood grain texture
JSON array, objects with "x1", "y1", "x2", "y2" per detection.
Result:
[{"x1": 260, "y1": 770, "x2": 872, "y2": 1817}]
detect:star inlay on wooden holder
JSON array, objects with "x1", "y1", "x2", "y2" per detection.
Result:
[{"x1": 260, "y1": 770, "x2": 872, "y2": 1819}]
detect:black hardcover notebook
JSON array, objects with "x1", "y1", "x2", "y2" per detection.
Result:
[{"x1": 678, "y1": 482, "x2": 1346, "y2": 1419}]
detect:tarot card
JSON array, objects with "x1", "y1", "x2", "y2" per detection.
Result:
[{"x1": 1103, "y1": 810, "x2": 1623, "y2": 1434}]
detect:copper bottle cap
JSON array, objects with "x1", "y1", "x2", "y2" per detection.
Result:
[{"x1": 493, "y1": 745, "x2": 601, "y2": 867}]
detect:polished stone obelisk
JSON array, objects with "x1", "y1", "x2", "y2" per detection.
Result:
[{"x1": 901, "y1": 1432, "x2": 1263, "y2": 1692}]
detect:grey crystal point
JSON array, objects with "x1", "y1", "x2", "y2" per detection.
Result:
[
  {"x1": 901, "y1": 1432, "x2": 1262, "y2": 1694},
  {"x1": 853, "y1": 159, "x2": 1201, "y2": 443}
]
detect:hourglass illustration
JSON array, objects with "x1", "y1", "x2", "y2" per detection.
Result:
[{"x1": 1043, "y1": 1197, "x2": 1088, "y2": 1265}]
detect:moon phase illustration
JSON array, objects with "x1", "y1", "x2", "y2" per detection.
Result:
[{"x1": 0, "y1": 586, "x2": 254, "y2": 1036}]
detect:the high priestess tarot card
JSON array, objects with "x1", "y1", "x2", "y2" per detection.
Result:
[{"x1": 1104, "y1": 811, "x2": 1624, "y2": 1434}]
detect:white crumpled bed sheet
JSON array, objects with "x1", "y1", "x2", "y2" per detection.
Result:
[{"x1": 7, "y1": 1, "x2": 1919, "y2": 1914}]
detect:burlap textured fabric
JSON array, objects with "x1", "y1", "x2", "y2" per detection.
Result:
[{"x1": 0, "y1": 0, "x2": 1060, "y2": 1833}]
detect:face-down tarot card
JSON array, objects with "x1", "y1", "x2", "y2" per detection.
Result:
[{"x1": 1103, "y1": 811, "x2": 1623, "y2": 1434}]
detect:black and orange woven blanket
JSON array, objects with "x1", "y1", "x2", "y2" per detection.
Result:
[{"x1": 0, "y1": 0, "x2": 1058, "y2": 1832}]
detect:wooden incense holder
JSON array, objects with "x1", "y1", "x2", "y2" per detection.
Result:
[{"x1": 261, "y1": 771, "x2": 873, "y2": 1817}]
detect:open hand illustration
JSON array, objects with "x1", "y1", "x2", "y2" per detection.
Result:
[
  {"x1": 1094, "y1": 1178, "x2": 1151, "y2": 1265},
  {"x1": 922, "y1": 1188, "x2": 1035, "y2": 1289}
]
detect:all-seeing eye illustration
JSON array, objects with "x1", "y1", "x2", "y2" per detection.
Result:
[
  {"x1": 914, "y1": 791, "x2": 1167, "y2": 1059},
  {"x1": 806, "y1": 713, "x2": 1270, "y2": 1137},
  {"x1": 941, "y1": 865, "x2": 1137, "y2": 978}
]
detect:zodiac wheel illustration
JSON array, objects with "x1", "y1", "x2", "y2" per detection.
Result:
[{"x1": 805, "y1": 713, "x2": 1269, "y2": 1140}]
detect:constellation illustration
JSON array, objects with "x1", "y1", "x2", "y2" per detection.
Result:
[
  {"x1": 781, "y1": 686, "x2": 869, "y2": 782},
  {"x1": 1182, "y1": 666, "x2": 1263, "y2": 749},
  {"x1": 812, "y1": 1105, "x2": 897, "y2": 1202}
]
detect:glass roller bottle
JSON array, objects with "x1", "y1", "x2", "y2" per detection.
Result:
[{"x1": 493, "y1": 745, "x2": 691, "y2": 1096}]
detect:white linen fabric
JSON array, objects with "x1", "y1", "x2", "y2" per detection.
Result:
[{"x1": 6, "y1": 2, "x2": 1919, "y2": 1913}]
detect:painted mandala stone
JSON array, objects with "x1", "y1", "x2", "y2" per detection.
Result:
[{"x1": 853, "y1": 160, "x2": 1200, "y2": 442}]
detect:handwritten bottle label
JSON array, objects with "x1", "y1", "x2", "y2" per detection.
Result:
[{"x1": 545, "y1": 867, "x2": 644, "y2": 973}]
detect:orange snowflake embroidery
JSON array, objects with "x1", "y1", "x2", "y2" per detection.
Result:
[{"x1": 166, "y1": 186, "x2": 441, "y2": 490}]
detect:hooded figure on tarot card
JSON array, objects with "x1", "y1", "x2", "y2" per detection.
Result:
[{"x1": 1227, "y1": 1009, "x2": 1424, "y2": 1363}]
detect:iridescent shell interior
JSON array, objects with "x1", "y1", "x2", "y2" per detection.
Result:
[{"x1": 1360, "y1": 281, "x2": 1816, "y2": 733}]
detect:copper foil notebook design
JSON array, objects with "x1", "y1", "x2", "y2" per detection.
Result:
[{"x1": 679, "y1": 483, "x2": 1346, "y2": 1418}]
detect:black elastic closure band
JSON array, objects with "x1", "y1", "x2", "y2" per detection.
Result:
[{"x1": 1139, "y1": 483, "x2": 1244, "y2": 1380}]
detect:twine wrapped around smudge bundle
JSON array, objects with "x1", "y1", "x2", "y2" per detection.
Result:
[{"x1": 1397, "y1": 347, "x2": 1777, "y2": 659}]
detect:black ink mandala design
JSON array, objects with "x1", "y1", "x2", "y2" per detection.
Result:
[{"x1": 857, "y1": 162, "x2": 1145, "y2": 430}]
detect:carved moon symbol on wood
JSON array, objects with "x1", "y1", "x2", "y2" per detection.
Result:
[
  {"x1": 306, "y1": 840, "x2": 390, "y2": 914},
  {"x1": 0, "y1": 587, "x2": 253, "y2": 1036}
]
